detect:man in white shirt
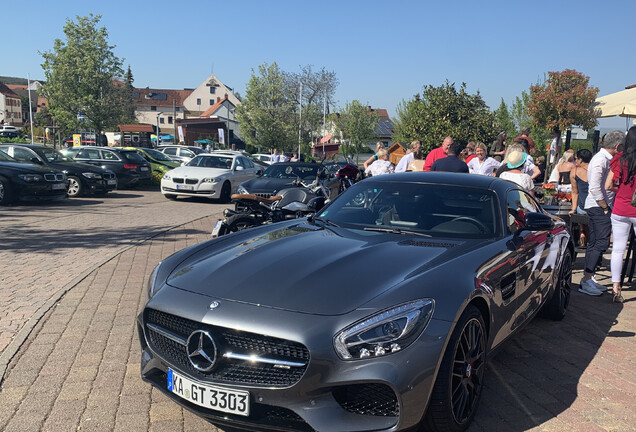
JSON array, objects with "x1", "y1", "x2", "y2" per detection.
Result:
[
  {"x1": 271, "y1": 148, "x2": 281, "y2": 163},
  {"x1": 395, "y1": 141, "x2": 421, "y2": 172},
  {"x1": 579, "y1": 131, "x2": 625, "y2": 296}
]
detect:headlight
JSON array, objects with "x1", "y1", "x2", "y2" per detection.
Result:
[
  {"x1": 163, "y1": 173, "x2": 171, "y2": 181},
  {"x1": 147, "y1": 263, "x2": 162, "y2": 299},
  {"x1": 237, "y1": 185, "x2": 249, "y2": 194},
  {"x1": 334, "y1": 299, "x2": 434, "y2": 360},
  {"x1": 82, "y1": 172, "x2": 102, "y2": 179},
  {"x1": 18, "y1": 174, "x2": 43, "y2": 182},
  {"x1": 202, "y1": 177, "x2": 218, "y2": 183}
]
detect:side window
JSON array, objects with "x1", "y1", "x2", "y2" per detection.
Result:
[
  {"x1": 81, "y1": 149, "x2": 102, "y2": 160},
  {"x1": 14, "y1": 147, "x2": 37, "y2": 162},
  {"x1": 163, "y1": 147, "x2": 177, "y2": 156},
  {"x1": 235, "y1": 157, "x2": 245, "y2": 169},
  {"x1": 242, "y1": 157, "x2": 254, "y2": 168},
  {"x1": 181, "y1": 149, "x2": 195, "y2": 158},
  {"x1": 102, "y1": 151, "x2": 119, "y2": 161},
  {"x1": 506, "y1": 189, "x2": 541, "y2": 233}
]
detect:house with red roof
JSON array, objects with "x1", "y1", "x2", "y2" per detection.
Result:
[{"x1": 0, "y1": 83, "x2": 23, "y2": 126}]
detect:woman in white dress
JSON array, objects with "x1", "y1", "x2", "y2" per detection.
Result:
[{"x1": 467, "y1": 142, "x2": 500, "y2": 176}]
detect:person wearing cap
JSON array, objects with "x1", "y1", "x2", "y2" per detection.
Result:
[
  {"x1": 499, "y1": 150, "x2": 534, "y2": 195},
  {"x1": 578, "y1": 130, "x2": 625, "y2": 296}
]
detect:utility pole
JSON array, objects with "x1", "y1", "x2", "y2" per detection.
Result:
[
  {"x1": 27, "y1": 74, "x2": 34, "y2": 144},
  {"x1": 298, "y1": 82, "x2": 302, "y2": 158},
  {"x1": 173, "y1": 99, "x2": 177, "y2": 140}
]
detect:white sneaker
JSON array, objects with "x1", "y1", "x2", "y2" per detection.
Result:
[{"x1": 578, "y1": 279, "x2": 604, "y2": 296}]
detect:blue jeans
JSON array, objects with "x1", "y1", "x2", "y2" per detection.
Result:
[{"x1": 584, "y1": 207, "x2": 612, "y2": 274}]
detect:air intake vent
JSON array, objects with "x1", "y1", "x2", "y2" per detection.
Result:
[{"x1": 400, "y1": 240, "x2": 457, "y2": 248}]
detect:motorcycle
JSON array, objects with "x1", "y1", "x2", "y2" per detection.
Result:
[{"x1": 212, "y1": 176, "x2": 329, "y2": 237}]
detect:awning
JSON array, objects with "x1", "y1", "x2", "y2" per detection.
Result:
[{"x1": 595, "y1": 87, "x2": 636, "y2": 118}]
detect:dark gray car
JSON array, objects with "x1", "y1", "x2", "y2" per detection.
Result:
[{"x1": 138, "y1": 173, "x2": 573, "y2": 432}]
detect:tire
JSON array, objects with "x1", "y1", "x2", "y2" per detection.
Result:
[
  {"x1": 164, "y1": 194, "x2": 178, "y2": 200},
  {"x1": 423, "y1": 305, "x2": 486, "y2": 432},
  {"x1": 0, "y1": 176, "x2": 13, "y2": 205},
  {"x1": 225, "y1": 214, "x2": 259, "y2": 233},
  {"x1": 544, "y1": 248, "x2": 572, "y2": 321},
  {"x1": 67, "y1": 176, "x2": 83, "y2": 197},
  {"x1": 219, "y1": 181, "x2": 231, "y2": 203}
]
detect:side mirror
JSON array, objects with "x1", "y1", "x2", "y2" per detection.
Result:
[
  {"x1": 235, "y1": 166, "x2": 244, "y2": 171},
  {"x1": 308, "y1": 196, "x2": 326, "y2": 212},
  {"x1": 524, "y1": 212, "x2": 555, "y2": 231},
  {"x1": 256, "y1": 169, "x2": 263, "y2": 176}
]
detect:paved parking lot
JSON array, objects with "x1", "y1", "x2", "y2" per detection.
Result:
[{"x1": 0, "y1": 190, "x2": 635, "y2": 431}]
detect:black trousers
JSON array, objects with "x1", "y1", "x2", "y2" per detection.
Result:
[{"x1": 584, "y1": 207, "x2": 612, "y2": 274}]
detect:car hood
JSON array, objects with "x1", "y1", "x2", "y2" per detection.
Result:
[
  {"x1": 165, "y1": 221, "x2": 471, "y2": 315},
  {"x1": 168, "y1": 166, "x2": 230, "y2": 177},
  {"x1": 47, "y1": 161, "x2": 108, "y2": 173},
  {"x1": 241, "y1": 177, "x2": 298, "y2": 194},
  {"x1": 0, "y1": 160, "x2": 60, "y2": 174}
]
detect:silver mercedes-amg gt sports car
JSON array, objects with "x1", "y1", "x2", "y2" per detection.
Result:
[{"x1": 138, "y1": 172, "x2": 573, "y2": 432}]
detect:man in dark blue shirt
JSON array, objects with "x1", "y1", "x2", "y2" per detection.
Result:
[{"x1": 431, "y1": 142, "x2": 469, "y2": 173}]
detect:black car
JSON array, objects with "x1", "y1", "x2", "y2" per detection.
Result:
[
  {"x1": 0, "y1": 130, "x2": 21, "y2": 139},
  {"x1": 236, "y1": 162, "x2": 340, "y2": 199},
  {"x1": 61, "y1": 146, "x2": 151, "y2": 188},
  {"x1": 0, "y1": 150, "x2": 68, "y2": 204},
  {"x1": 138, "y1": 172, "x2": 573, "y2": 432},
  {"x1": 0, "y1": 144, "x2": 117, "y2": 197}
]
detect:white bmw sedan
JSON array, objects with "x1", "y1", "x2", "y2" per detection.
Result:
[{"x1": 161, "y1": 154, "x2": 262, "y2": 202}]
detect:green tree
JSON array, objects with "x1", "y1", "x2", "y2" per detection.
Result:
[
  {"x1": 528, "y1": 69, "x2": 599, "y2": 136},
  {"x1": 119, "y1": 65, "x2": 136, "y2": 124},
  {"x1": 40, "y1": 14, "x2": 128, "y2": 134},
  {"x1": 235, "y1": 62, "x2": 297, "y2": 151},
  {"x1": 494, "y1": 98, "x2": 516, "y2": 140},
  {"x1": 393, "y1": 81, "x2": 495, "y2": 154},
  {"x1": 337, "y1": 100, "x2": 378, "y2": 163}
]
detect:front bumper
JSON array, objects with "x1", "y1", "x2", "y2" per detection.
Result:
[
  {"x1": 161, "y1": 179, "x2": 222, "y2": 198},
  {"x1": 16, "y1": 181, "x2": 69, "y2": 201},
  {"x1": 138, "y1": 288, "x2": 451, "y2": 432}
]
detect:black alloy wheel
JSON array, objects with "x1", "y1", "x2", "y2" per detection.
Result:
[
  {"x1": 424, "y1": 305, "x2": 486, "y2": 432},
  {"x1": 67, "y1": 176, "x2": 83, "y2": 197},
  {"x1": 0, "y1": 176, "x2": 11, "y2": 205},
  {"x1": 164, "y1": 193, "x2": 177, "y2": 200},
  {"x1": 545, "y1": 248, "x2": 572, "y2": 321}
]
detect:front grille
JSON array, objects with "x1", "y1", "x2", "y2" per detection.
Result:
[
  {"x1": 145, "y1": 309, "x2": 309, "y2": 387},
  {"x1": 103, "y1": 172, "x2": 116, "y2": 180},
  {"x1": 172, "y1": 178, "x2": 199, "y2": 184},
  {"x1": 185, "y1": 178, "x2": 198, "y2": 184},
  {"x1": 173, "y1": 178, "x2": 184, "y2": 184},
  {"x1": 44, "y1": 173, "x2": 65, "y2": 181},
  {"x1": 332, "y1": 384, "x2": 399, "y2": 417}
]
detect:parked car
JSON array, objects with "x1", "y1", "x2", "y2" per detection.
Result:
[
  {"x1": 0, "y1": 143, "x2": 117, "y2": 197},
  {"x1": 138, "y1": 172, "x2": 573, "y2": 432},
  {"x1": 236, "y1": 161, "x2": 340, "y2": 200},
  {"x1": 251, "y1": 153, "x2": 273, "y2": 165},
  {"x1": 161, "y1": 153, "x2": 262, "y2": 202},
  {"x1": 157, "y1": 145, "x2": 208, "y2": 165},
  {"x1": 119, "y1": 147, "x2": 180, "y2": 180},
  {"x1": 211, "y1": 150, "x2": 269, "y2": 169},
  {"x1": 61, "y1": 146, "x2": 151, "y2": 188},
  {"x1": 0, "y1": 130, "x2": 21, "y2": 139},
  {"x1": 0, "y1": 150, "x2": 68, "y2": 204}
]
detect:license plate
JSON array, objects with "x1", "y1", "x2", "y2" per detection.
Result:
[
  {"x1": 167, "y1": 369, "x2": 250, "y2": 416},
  {"x1": 141, "y1": 166, "x2": 149, "y2": 171},
  {"x1": 211, "y1": 220, "x2": 223, "y2": 237},
  {"x1": 52, "y1": 183, "x2": 66, "y2": 190},
  {"x1": 176, "y1": 184, "x2": 194, "y2": 190},
  {"x1": 107, "y1": 180, "x2": 117, "y2": 185}
]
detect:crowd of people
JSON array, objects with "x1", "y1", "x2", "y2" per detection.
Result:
[{"x1": 360, "y1": 128, "x2": 636, "y2": 303}]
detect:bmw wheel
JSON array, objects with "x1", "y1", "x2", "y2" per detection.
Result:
[
  {"x1": 219, "y1": 181, "x2": 231, "y2": 203},
  {"x1": 0, "y1": 176, "x2": 13, "y2": 205},
  {"x1": 164, "y1": 194, "x2": 178, "y2": 200},
  {"x1": 67, "y1": 176, "x2": 83, "y2": 197},
  {"x1": 424, "y1": 305, "x2": 486, "y2": 432}
]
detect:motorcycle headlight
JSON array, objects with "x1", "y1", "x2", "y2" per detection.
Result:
[
  {"x1": 334, "y1": 299, "x2": 434, "y2": 360},
  {"x1": 202, "y1": 177, "x2": 218, "y2": 183},
  {"x1": 237, "y1": 185, "x2": 249, "y2": 194},
  {"x1": 147, "y1": 263, "x2": 162, "y2": 299},
  {"x1": 82, "y1": 172, "x2": 102, "y2": 179},
  {"x1": 19, "y1": 174, "x2": 43, "y2": 182}
]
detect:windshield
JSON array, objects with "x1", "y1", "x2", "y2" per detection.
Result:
[
  {"x1": 187, "y1": 155, "x2": 234, "y2": 169},
  {"x1": 0, "y1": 150, "x2": 17, "y2": 162},
  {"x1": 263, "y1": 164, "x2": 319, "y2": 180},
  {"x1": 40, "y1": 147, "x2": 73, "y2": 162},
  {"x1": 141, "y1": 148, "x2": 175, "y2": 162},
  {"x1": 318, "y1": 181, "x2": 499, "y2": 239},
  {"x1": 120, "y1": 151, "x2": 147, "y2": 163}
]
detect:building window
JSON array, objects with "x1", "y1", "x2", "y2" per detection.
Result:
[
  {"x1": 150, "y1": 106, "x2": 157, "y2": 111},
  {"x1": 176, "y1": 107, "x2": 180, "y2": 112},
  {"x1": 160, "y1": 118, "x2": 164, "y2": 124},
  {"x1": 168, "y1": 116, "x2": 173, "y2": 124},
  {"x1": 197, "y1": 98, "x2": 201, "y2": 105},
  {"x1": 210, "y1": 87, "x2": 216, "y2": 94},
  {"x1": 210, "y1": 99, "x2": 215, "y2": 105}
]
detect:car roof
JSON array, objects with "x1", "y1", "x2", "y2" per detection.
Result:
[
  {"x1": 372, "y1": 172, "x2": 501, "y2": 189},
  {"x1": 0, "y1": 143, "x2": 47, "y2": 149},
  {"x1": 66, "y1": 145, "x2": 133, "y2": 152}
]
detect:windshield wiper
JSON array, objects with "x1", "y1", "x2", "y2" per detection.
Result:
[
  {"x1": 310, "y1": 216, "x2": 340, "y2": 228},
  {"x1": 363, "y1": 227, "x2": 431, "y2": 237}
]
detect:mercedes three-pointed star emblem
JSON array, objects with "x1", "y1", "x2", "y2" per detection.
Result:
[{"x1": 186, "y1": 330, "x2": 217, "y2": 372}]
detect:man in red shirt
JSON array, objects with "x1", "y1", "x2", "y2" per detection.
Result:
[{"x1": 423, "y1": 136, "x2": 453, "y2": 171}]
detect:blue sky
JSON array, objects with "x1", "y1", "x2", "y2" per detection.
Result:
[{"x1": 4, "y1": 0, "x2": 635, "y2": 130}]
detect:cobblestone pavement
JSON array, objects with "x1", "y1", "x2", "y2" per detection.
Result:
[{"x1": 1, "y1": 193, "x2": 635, "y2": 431}]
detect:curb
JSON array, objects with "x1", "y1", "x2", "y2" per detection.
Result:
[{"x1": 0, "y1": 214, "x2": 210, "y2": 383}]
